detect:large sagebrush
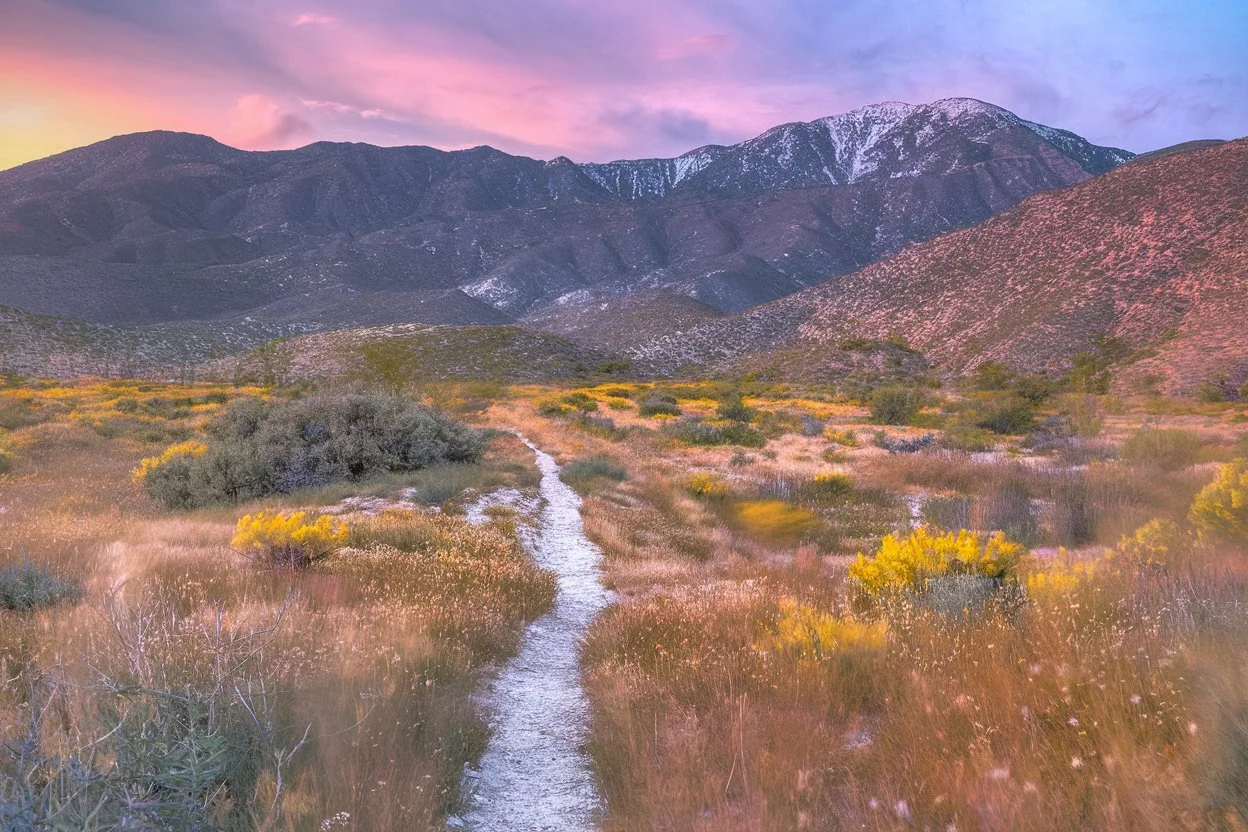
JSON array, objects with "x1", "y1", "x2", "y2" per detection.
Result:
[{"x1": 140, "y1": 394, "x2": 486, "y2": 509}]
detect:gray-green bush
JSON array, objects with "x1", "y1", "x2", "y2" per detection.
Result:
[
  {"x1": 142, "y1": 394, "x2": 486, "y2": 509},
  {"x1": 870, "y1": 387, "x2": 923, "y2": 426},
  {"x1": 0, "y1": 561, "x2": 79, "y2": 611},
  {"x1": 666, "y1": 420, "x2": 766, "y2": 448}
]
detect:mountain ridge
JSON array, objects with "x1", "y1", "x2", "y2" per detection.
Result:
[
  {"x1": 629, "y1": 138, "x2": 1248, "y2": 394},
  {"x1": 0, "y1": 98, "x2": 1133, "y2": 334}
]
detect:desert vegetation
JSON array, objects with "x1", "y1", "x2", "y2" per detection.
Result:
[
  {"x1": 482, "y1": 374, "x2": 1248, "y2": 830},
  {"x1": 1, "y1": 366, "x2": 1246, "y2": 830},
  {"x1": 0, "y1": 379, "x2": 551, "y2": 829}
]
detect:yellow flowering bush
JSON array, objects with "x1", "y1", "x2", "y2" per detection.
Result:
[
  {"x1": 231, "y1": 511, "x2": 347, "y2": 569},
  {"x1": 1114, "y1": 518, "x2": 1193, "y2": 567},
  {"x1": 686, "y1": 472, "x2": 731, "y2": 499},
  {"x1": 823, "y1": 427, "x2": 858, "y2": 447},
  {"x1": 1189, "y1": 459, "x2": 1248, "y2": 544},
  {"x1": 849, "y1": 526, "x2": 1024, "y2": 597},
  {"x1": 734, "y1": 500, "x2": 819, "y2": 541},
  {"x1": 811, "y1": 472, "x2": 852, "y2": 495},
  {"x1": 0, "y1": 430, "x2": 13, "y2": 474},
  {"x1": 757, "y1": 598, "x2": 887, "y2": 661},
  {"x1": 131, "y1": 440, "x2": 207, "y2": 482},
  {"x1": 1026, "y1": 553, "x2": 1097, "y2": 601}
]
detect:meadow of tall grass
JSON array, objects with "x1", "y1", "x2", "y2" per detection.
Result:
[
  {"x1": 494, "y1": 381, "x2": 1248, "y2": 831},
  {"x1": 0, "y1": 380, "x2": 553, "y2": 830},
  {"x1": 3, "y1": 374, "x2": 1246, "y2": 830}
]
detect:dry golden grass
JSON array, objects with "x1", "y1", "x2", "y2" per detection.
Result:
[
  {"x1": 493, "y1": 383, "x2": 1248, "y2": 831},
  {"x1": 0, "y1": 380, "x2": 553, "y2": 830}
]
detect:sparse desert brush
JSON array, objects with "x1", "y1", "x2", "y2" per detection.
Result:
[
  {"x1": 849, "y1": 526, "x2": 1024, "y2": 597},
  {"x1": 685, "y1": 471, "x2": 731, "y2": 499},
  {"x1": 665, "y1": 419, "x2": 766, "y2": 448},
  {"x1": 559, "y1": 455, "x2": 627, "y2": 492},
  {"x1": 1120, "y1": 424, "x2": 1205, "y2": 471},
  {"x1": 231, "y1": 510, "x2": 347, "y2": 569},
  {"x1": 1189, "y1": 459, "x2": 1248, "y2": 543},
  {"x1": 734, "y1": 499, "x2": 818, "y2": 542}
]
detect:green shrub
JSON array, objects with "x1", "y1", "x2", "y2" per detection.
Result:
[
  {"x1": 940, "y1": 423, "x2": 996, "y2": 452},
  {"x1": 823, "y1": 428, "x2": 858, "y2": 448},
  {"x1": 638, "y1": 392, "x2": 680, "y2": 418},
  {"x1": 666, "y1": 420, "x2": 766, "y2": 448},
  {"x1": 1060, "y1": 394, "x2": 1105, "y2": 438},
  {"x1": 595, "y1": 385, "x2": 636, "y2": 400},
  {"x1": 716, "y1": 391, "x2": 755, "y2": 423},
  {"x1": 0, "y1": 561, "x2": 79, "y2": 611},
  {"x1": 562, "y1": 391, "x2": 599, "y2": 412},
  {"x1": 734, "y1": 500, "x2": 819, "y2": 542},
  {"x1": 809, "y1": 472, "x2": 853, "y2": 496},
  {"x1": 1120, "y1": 425, "x2": 1204, "y2": 471},
  {"x1": 973, "y1": 362, "x2": 1013, "y2": 391},
  {"x1": 974, "y1": 396, "x2": 1036, "y2": 435},
  {"x1": 1013, "y1": 374, "x2": 1055, "y2": 406},
  {"x1": 0, "y1": 430, "x2": 13, "y2": 474},
  {"x1": 140, "y1": 394, "x2": 485, "y2": 509},
  {"x1": 869, "y1": 387, "x2": 923, "y2": 426},
  {"x1": 0, "y1": 398, "x2": 37, "y2": 430},
  {"x1": 1196, "y1": 381, "x2": 1230, "y2": 403}
]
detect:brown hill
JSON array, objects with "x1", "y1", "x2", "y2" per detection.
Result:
[{"x1": 641, "y1": 139, "x2": 1247, "y2": 394}]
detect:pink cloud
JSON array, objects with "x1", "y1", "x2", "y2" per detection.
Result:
[
  {"x1": 292, "y1": 12, "x2": 336, "y2": 27},
  {"x1": 228, "y1": 94, "x2": 311, "y2": 147},
  {"x1": 654, "y1": 34, "x2": 734, "y2": 62}
]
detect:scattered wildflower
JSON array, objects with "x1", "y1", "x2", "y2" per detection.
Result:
[
  {"x1": 131, "y1": 440, "x2": 206, "y2": 482},
  {"x1": 686, "y1": 472, "x2": 731, "y2": 499}
]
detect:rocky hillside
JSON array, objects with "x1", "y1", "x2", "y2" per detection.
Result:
[
  {"x1": 0, "y1": 99, "x2": 1130, "y2": 331},
  {"x1": 641, "y1": 139, "x2": 1247, "y2": 393}
]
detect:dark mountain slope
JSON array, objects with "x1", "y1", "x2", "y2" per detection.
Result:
[
  {"x1": 0, "y1": 99, "x2": 1131, "y2": 329},
  {"x1": 638, "y1": 139, "x2": 1247, "y2": 394}
]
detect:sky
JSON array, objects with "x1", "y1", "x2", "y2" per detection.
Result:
[{"x1": 1, "y1": 0, "x2": 1246, "y2": 170}]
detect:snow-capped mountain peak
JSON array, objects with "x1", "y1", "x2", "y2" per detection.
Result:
[{"x1": 576, "y1": 98, "x2": 1132, "y2": 199}]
